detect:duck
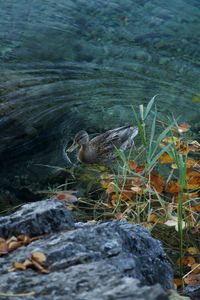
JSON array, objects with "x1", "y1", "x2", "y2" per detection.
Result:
[{"x1": 66, "y1": 125, "x2": 138, "y2": 163}]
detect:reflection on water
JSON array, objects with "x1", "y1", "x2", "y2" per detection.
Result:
[{"x1": 0, "y1": 0, "x2": 199, "y2": 200}]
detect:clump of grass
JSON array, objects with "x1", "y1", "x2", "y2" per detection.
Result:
[{"x1": 89, "y1": 96, "x2": 199, "y2": 282}]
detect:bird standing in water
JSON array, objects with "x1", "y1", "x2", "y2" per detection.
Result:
[{"x1": 66, "y1": 126, "x2": 138, "y2": 164}]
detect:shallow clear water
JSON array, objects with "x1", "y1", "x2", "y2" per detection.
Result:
[{"x1": 0, "y1": 0, "x2": 199, "y2": 199}]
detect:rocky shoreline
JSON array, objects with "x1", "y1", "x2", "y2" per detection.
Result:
[{"x1": 0, "y1": 199, "x2": 174, "y2": 299}]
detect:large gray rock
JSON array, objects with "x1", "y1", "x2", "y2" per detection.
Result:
[
  {"x1": 0, "y1": 199, "x2": 75, "y2": 238},
  {"x1": 0, "y1": 199, "x2": 173, "y2": 299}
]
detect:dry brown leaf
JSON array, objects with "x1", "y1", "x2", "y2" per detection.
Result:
[
  {"x1": 120, "y1": 190, "x2": 135, "y2": 201},
  {"x1": 147, "y1": 213, "x2": 164, "y2": 224},
  {"x1": 30, "y1": 258, "x2": 49, "y2": 274},
  {"x1": 13, "y1": 261, "x2": 26, "y2": 271},
  {"x1": 131, "y1": 186, "x2": 143, "y2": 193},
  {"x1": 190, "y1": 263, "x2": 200, "y2": 274},
  {"x1": 186, "y1": 247, "x2": 199, "y2": 255},
  {"x1": 7, "y1": 241, "x2": 23, "y2": 252},
  {"x1": 6, "y1": 236, "x2": 18, "y2": 244},
  {"x1": 23, "y1": 259, "x2": 33, "y2": 268},
  {"x1": 159, "y1": 152, "x2": 175, "y2": 164},
  {"x1": 31, "y1": 251, "x2": 47, "y2": 264},
  {"x1": 174, "y1": 278, "x2": 183, "y2": 288},
  {"x1": 171, "y1": 159, "x2": 200, "y2": 170},
  {"x1": 149, "y1": 172, "x2": 166, "y2": 193},
  {"x1": 184, "y1": 273, "x2": 200, "y2": 285},
  {"x1": 0, "y1": 237, "x2": 8, "y2": 255},
  {"x1": 106, "y1": 182, "x2": 116, "y2": 195},
  {"x1": 185, "y1": 169, "x2": 200, "y2": 189},
  {"x1": 188, "y1": 140, "x2": 200, "y2": 152},
  {"x1": 174, "y1": 192, "x2": 199, "y2": 203},
  {"x1": 114, "y1": 213, "x2": 126, "y2": 220},
  {"x1": 128, "y1": 160, "x2": 138, "y2": 171},
  {"x1": 178, "y1": 256, "x2": 196, "y2": 267},
  {"x1": 55, "y1": 191, "x2": 78, "y2": 203},
  {"x1": 17, "y1": 235, "x2": 31, "y2": 245},
  {"x1": 192, "y1": 205, "x2": 200, "y2": 212}
]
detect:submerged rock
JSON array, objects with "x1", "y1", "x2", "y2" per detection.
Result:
[{"x1": 0, "y1": 199, "x2": 173, "y2": 299}]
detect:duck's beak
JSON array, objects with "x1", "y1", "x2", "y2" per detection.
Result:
[{"x1": 66, "y1": 140, "x2": 78, "y2": 153}]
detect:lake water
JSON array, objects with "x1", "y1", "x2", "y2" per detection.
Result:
[{"x1": 0, "y1": 0, "x2": 199, "y2": 205}]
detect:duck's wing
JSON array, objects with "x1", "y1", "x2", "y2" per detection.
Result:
[{"x1": 90, "y1": 126, "x2": 138, "y2": 159}]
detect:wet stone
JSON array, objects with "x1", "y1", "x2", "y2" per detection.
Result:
[{"x1": 0, "y1": 199, "x2": 173, "y2": 299}]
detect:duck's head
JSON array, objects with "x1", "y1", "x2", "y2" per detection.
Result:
[{"x1": 66, "y1": 130, "x2": 89, "y2": 152}]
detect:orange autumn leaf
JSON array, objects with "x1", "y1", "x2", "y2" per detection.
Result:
[
  {"x1": 128, "y1": 160, "x2": 145, "y2": 173},
  {"x1": 56, "y1": 193, "x2": 66, "y2": 200},
  {"x1": 106, "y1": 182, "x2": 116, "y2": 194},
  {"x1": 147, "y1": 213, "x2": 164, "y2": 224},
  {"x1": 149, "y1": 172, "x2": 166, "y2": 193},
  {"x1": 166, "y1": 181, "x2": 180, "y2": 193},
  {"x1": 178, "y1": 256, "x2": 196, "y2": 267},
  {"x1": 192, "y1": 205, "x2": 200, "y2": 212},
  {"x1": 120, "y1": 190, "x2": 135, "y2": 200},
  {"x1": 185, "y1": 169, "x2": 200, "y2": 189},
  {"x1": 174, "y1": 192, "x2": 199, "y2": 203},
  {"x1": 174, "y1": 278, "x2": 183, "y2": 288},
  {"x1": 128, "y1": 160, "x2": 138, "y2": 171}
]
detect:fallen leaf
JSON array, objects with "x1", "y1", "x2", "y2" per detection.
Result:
[
  {"x1": 7, "y1": 241, "x2": 22, "y2": 252},
  {"x1": 23, "y1": 259, "x2": 33, "y2": 268},
  {"x1": 13, "y1": 261, "x2": 26, "y2": 271},
  {"x1": 31, "y1": 251, "x2": 47, "y2": 264},
  {"x1": 171, "y1": 159, "x2": 200, "y2": 170},
  {"x1": 192, "y1": 205, "x2": 200, "y2": 212},
  {"x1": 149, "y1": 172, "x2": 166, "y2": 193},
  {"x1": 17, "y1": 235, "x2": 31, "y2": 245},
  {"x1": 186, "y1": 247, "x2": 199, "y2": 255},
  {"x1": 184, "y1": 273, "x2": 200, "y2": 285},
  {"x1": 190, "y1": 263, "x2": 200, "y2": 274},
  {"x1": 128, "y1": 160, "x2": 138, "y2": 171},
  {"x1": 131, "y1": 186, "x2": 143, "y2": 193},
  {"x1": 120, "y1": 190, "x2": 135, "y2": 200},
  {"x1": 114, "y1": 213, "x2": 126, "y2": 220},
  {"x1": 173, "y1": 278, "x2": 183, "y2": 288},
  {"x1": 0, "y1": 237, "x2": 8, "y2": 255},
  {"x1": 147, "y1": 213, "x2": 164, "y2": 224},
  {"x1": 178, "y1": 256, "x2": 196, "y2": 267},
  {"x1": 55, "y1": 191, "x2": 78, "y2": 203},
  {"x1": 30, "y1": 258, "x2": 49, "y2": 274},
  {"x1": 159, "y1": 152, "x2": 174, "y2": 164},
  {"x1": 188, "y1": 140, "x2": 200, "y2": 152}
]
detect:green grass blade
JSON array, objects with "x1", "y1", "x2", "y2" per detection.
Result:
[
  {"x1": 149, "y1": 123, "x2": 174, "y2": 160},
  {"x1": 144, "y1": 94, "x2": 158, "y2": 120},
  {"x1": 148, "y1": 109, "x2": 157, "y2": 156},
  {"x1": 132, "y1": 106, "x2": 146, "y2": 146}
]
